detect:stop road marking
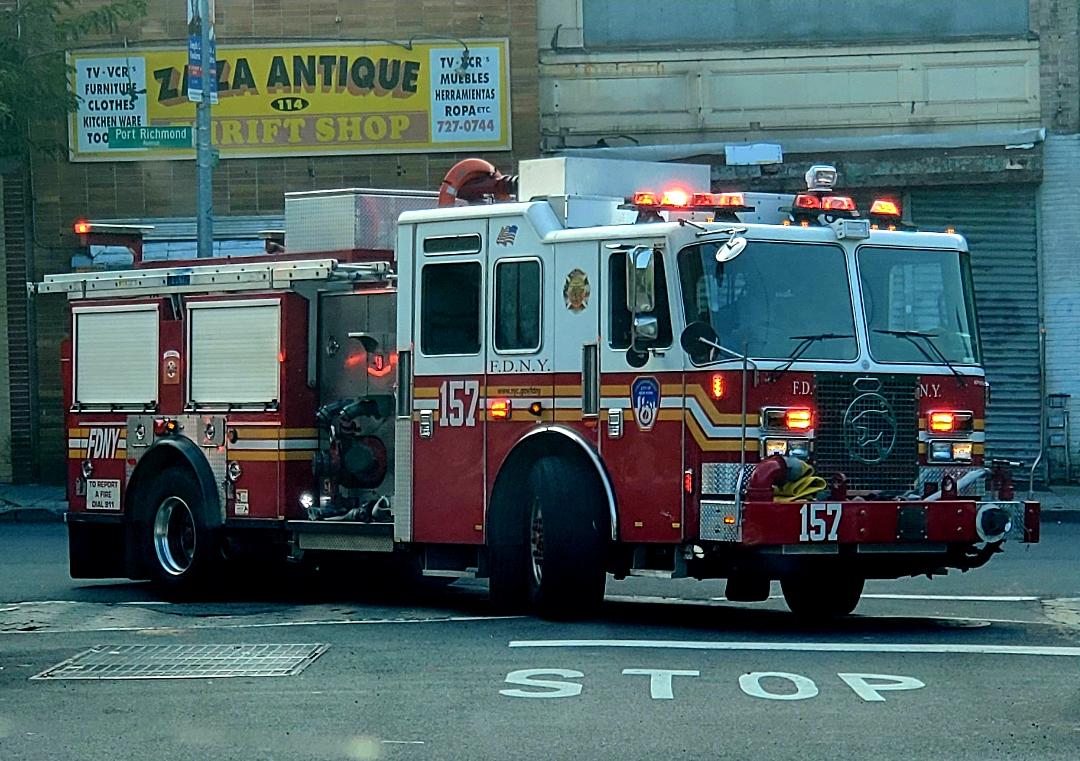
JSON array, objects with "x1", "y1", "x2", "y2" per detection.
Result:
[{"x1": 500, "y1": 668, "x2": 926, "y2": 702}]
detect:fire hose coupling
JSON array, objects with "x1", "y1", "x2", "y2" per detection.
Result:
[
  {"x1": 975, "y1": 503, "x2": 1012, "y2": 544},
  {"x1": 746, "y1": 455, "x2": 827, "y2": 502}
]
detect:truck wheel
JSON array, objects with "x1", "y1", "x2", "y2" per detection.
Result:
[
  {"x1": 781, "y1": 572, "x2": 864, "y2": 618},
  {"x1": 524, "y1": 456, "x2": 608, "y2": 619},
  {"x1": 138, "y1": 467, "x2": 216, "y2": 595}
]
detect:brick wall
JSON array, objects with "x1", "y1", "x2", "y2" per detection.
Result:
[
  {"x1": 1032, "y1": 0, "x2": 1080, "y2": 134},
  {"x1": 24, "y1": 0, "x2": 540, "y2": 482}
]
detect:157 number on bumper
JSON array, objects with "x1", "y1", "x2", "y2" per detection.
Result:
[{"x1": 799, "y1": 503, "x2": 842, "y2": 542}]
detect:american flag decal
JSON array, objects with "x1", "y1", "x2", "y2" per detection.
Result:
[{"x1": 495, "y1": 224, "x2": 518, "y2": 246}]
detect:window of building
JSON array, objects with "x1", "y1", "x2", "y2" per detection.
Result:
[
  {"x1": 421, "y1": 262, "x2": 482, "y2": 355},
  {"x1": 608, "y1": 251, "x2": 673, "y2": 350},
  {"x1": 494, "y1": 259, "x2": 542, "y2": 352}
]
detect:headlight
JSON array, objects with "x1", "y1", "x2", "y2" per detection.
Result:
[
  {"x1": 764, "y1": 439, "x2": 788, "y2": 456},
  {"x1": 930, "y1": 441, "x2": 953, "y2": 462},
  {"x1": 930, "y1": 440, "x2": 973, "y2": 462}
]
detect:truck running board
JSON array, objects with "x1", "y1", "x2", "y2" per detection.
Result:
[{"x1": 288, "y1": 520, "x2": 394, "y2": 553}]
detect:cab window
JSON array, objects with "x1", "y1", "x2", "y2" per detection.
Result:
[
  {"x1": 494, "y1": 259, "x2": 542, "y2": 352},
  {"x1": 421, "y1": 262, "x2": 482, "y2": 355}
]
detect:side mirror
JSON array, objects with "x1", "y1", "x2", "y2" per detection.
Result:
[
  {"x1": 625, "y1": 246, "x2": 656, "y2": 314},
  {"x1": 631, "y1": 315, "x2": 658, "y2": 342},
  {"x1": 680, "y1": 321, "x2": 720, "y2": 365},
  {"x1": 715, "y1": 236, "x2": 747, "y2": 263}
]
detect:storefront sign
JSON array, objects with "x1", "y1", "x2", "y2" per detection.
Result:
[{"x1": 68, "y1": 39, "x2": 510, "y2": 161}]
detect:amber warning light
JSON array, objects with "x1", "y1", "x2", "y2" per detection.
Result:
[
  {"x1": 785, "y1": 408, "x2": 813, "y2": 431},
  {"x1": 73, "y1": 220, "x2": 92, "y2": 235}
]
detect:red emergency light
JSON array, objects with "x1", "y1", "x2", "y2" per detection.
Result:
[
  {"x1": 631, "y1": 189, "x2": 749, "y2": 211},
  {"x1": 488, "y1": 398, "x2": 511, "y2": 420},
  {"x1": 794, "y1": 194, "x2": 857, "y2": 212}
]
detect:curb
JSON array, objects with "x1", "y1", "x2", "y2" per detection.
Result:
[{"x1": 0, "y1": 506, "x2": 68, "y2": 524}]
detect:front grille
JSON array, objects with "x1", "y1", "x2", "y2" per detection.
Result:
[{"x1": 813, "y1": 374, "x2": 918, "y2": 495}]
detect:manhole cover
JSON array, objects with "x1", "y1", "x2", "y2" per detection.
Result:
[{"x1": 31, "y1": 643, "x2": 329, "y2": 680}]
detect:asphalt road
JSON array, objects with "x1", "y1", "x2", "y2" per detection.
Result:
[{"x1": 1, "y1": 523, "x2": 1078, "y2": 760}]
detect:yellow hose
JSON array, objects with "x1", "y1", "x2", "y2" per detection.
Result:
[{"x1": 774, "y1": 473, "x2": 829, "y2": 502}]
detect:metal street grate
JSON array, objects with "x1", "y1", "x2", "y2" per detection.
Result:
[{"x1": 31, "y1": 643, "x2": 329, "y2": 681}]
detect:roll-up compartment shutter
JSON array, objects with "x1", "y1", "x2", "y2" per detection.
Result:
[
  {"x1": 189, "y1": 301, "x2": 281, "y2": 405},
  {"x1": 75, "y1": 305, "x2": 159, "y2": 406},
  {"x1": 909, "y1": 185, "x2": 1040, "y2": 465}
]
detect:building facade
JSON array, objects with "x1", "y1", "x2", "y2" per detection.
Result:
[{"x1": 1, "y1": 0, "x2": 540, "y2": 482}]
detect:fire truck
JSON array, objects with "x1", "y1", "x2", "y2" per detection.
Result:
[{"x1": 36, "y1": 157, "x2": 1040, "y2": 618}]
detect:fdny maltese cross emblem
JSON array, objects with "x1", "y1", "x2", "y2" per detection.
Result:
[{"x1": 631, "y1": 377, "x2": 661, "y2": 431}]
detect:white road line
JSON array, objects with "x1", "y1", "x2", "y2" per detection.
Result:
[
  {"x1": 857, "y1": 594, "x2": 1039, "y2": 602},
  {"x1": 508, "y1": 640, "x2": 1080, "y2": 657},
  {"x1": 382, "y1": 740, "x2": 425, "y2": 745}
]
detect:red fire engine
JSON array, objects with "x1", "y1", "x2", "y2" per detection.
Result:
[{"x1": 36, "y1": 157, "x2": 1040, "y2": 618}]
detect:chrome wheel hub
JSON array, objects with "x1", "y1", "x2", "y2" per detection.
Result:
[
  {"x1": 529, "y1": 499, "x2": 544, "y2": 586},
  {"x1": 153, "y1": 496, "x2": 196, "y2": 576}
]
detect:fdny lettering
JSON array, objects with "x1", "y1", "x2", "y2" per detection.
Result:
[
  {"x1": 488, "y1": 358, "x2": 550, "y2": 374},
  {"x1": 792, "y1": 380, "x2": 812, "y2": 396},
  {"x1": 917, "y1": 383, "x2": 942, "y2": 399},
  {"x1": 86, "y1": 427, "x2": 121, "y2": 458},
  {"x1": 439, "y1": 379, "x2": 480, "y2": 427}
]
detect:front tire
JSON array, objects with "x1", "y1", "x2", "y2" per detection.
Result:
[
  {"x1": 781, "y1": 571, "x2": 864, "y2": 618},
  {"x1": 137, "y1": 467, "x2": 217, "y2": 595},
  {"x1": 524, "y1": 456, "x2": 608, "y2": 619}
]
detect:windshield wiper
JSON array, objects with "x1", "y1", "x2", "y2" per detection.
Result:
[
  {"x1": 766, "y1": 333, "x2": 853, "y2": 382},
  {"x1": 872, "y1": 329, "x2": 966, "y2": 387}
]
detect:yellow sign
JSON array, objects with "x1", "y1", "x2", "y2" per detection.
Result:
[{"x1": 68, "y1": 40, "x2": 511, "y2": 161}]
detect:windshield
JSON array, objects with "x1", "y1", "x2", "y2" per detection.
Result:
[
  {"x1": 859, "y1": 247, "x2": 981, "y2": 365},
  {"x1": 677, "y1": 240, "x2": 858, "y2": 361}
]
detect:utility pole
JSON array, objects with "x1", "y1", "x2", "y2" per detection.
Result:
[{"x1": 195, "y1": 0, "x2": 214, "y2": 258}]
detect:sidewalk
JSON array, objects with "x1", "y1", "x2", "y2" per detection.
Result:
[
  {"x1": 0, "y1": 484, "x2": 67, "y2": 523},
  {"x1": 2, "y1": 483, "x2": 1079, "y2": 523}
]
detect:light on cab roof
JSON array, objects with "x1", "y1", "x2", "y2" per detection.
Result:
[
  {"x1": 73, "y1": 220, "x2": 92, "y2": 235},
  {"x1": 660, "y1": 188, "x2": 690, "y2": 207},
  {"x1": 870, "y1": 199, "x2": 901, "y2": 217},
  {"x1": 805, "y1": 165, "x2": 838, "y2": 191}
]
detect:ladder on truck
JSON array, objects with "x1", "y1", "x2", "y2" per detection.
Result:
[{"x1": 29, "y1": 258, "x2": 394, "y2": 300}]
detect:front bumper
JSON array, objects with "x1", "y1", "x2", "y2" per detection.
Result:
[{"x1": 700, "y1": 499, "x2": 1040, "y2": 546}]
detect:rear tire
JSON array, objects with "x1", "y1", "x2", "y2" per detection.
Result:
[
  {"x1": 781, "y1": 571, "x2": 864, "y2": 618},
  {"x1": 524, "y1": 456, "x2": 608, "y2": 619},
  {"x1": 136, "y1": 467, "x2": 217, "y2": 596}
]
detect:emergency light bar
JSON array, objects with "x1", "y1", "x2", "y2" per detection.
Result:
[{"x1": 629, "y1": 189, "x2": 752, "y2": 212}]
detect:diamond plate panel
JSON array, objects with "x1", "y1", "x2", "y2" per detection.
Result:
[
  {"x1": 298, "y1": 531, "x2": 394, "y2": 552},
  {"x1": 32, "y1": 643, "x2": 329, "y2": 680},
  {"x1": 699, "y1": 500, "x2": 740, "y2": 541},
  {"x1": 700, "y1": 463, "x2": 756, "y2": 495},
  {"x1": 982, "y1": 501, "x2": 1026, "y2": 542},
  {"x1": 917, "y1": 466, "x2": 986, "y2": 497}
]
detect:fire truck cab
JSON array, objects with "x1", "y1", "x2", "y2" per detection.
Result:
[{"x1": 38, "y1": 156, "x2": 1040, "y2": 618}]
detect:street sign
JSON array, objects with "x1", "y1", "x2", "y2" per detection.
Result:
[{"x1": 108, "y1": 125, "x2": 194, "y2": 149}]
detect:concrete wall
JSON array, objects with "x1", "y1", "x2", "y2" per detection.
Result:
[{"x1": 539, "y1": 39, "x2": 1041, "y2": 150}]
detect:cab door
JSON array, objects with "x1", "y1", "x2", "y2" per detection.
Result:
[
  {"x1": 549, "y1": 240, "x2": 602, "y2": 447},
  {"x1": 484, "y1": 220, "x2": 555, "y2": 500},
  {"x1": 411, "y1": 220, "x2": 488, "y2": 544},
  {"x1": 599, "y1": 242, "x2": 684, "y2": 543}
]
